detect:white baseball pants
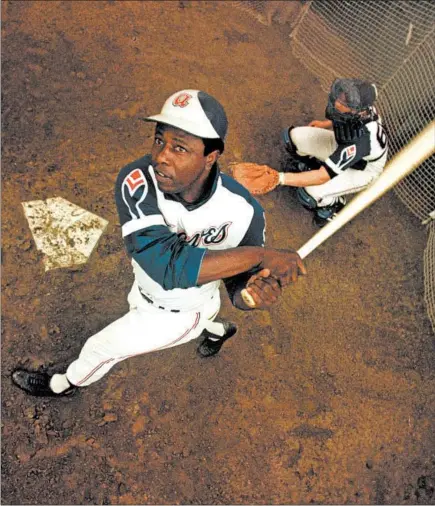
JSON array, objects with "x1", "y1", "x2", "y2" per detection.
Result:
[
  {"x1": 291, "y1": 126, "x2": 384, "y2": 206},
  {"x1": 65, "y1": 281, "x2": 221, "y2": 387}
]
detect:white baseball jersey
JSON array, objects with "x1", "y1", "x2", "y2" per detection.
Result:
[{"x1": 115, "y1": 154, "x2": 266, "y2": 311}]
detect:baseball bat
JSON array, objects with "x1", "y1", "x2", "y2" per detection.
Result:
[{"x1": 241, "y1": 120, "x2": 435, "y2": 307}]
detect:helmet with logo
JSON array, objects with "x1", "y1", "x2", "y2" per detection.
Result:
[{"x1": 144, "y1": 90, "x2": 228, "y2": 152}]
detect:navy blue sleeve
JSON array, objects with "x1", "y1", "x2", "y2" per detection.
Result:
[
  {"x1": 115, "y1": 155, "x2": 206, "y2": 290},
  {"x1": 325, "y1": 133, "x2": 370, "y2": 176}
]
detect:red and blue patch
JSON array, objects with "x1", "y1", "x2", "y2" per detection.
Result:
[{"x1": 337, "y1": 144, "x2": 357, "y2": 169}]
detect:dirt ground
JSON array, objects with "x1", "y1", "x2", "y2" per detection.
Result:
[{"x1": 1, "y1": 1, "x2": 434, "y2": 505}]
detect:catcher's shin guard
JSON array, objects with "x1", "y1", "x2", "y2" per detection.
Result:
[
  {"x1": 281, "y1": 126, "x2": 297, "y2": 155},
  {"x1": 296, "y1": 187, "x2": 318, "y2": 210}
]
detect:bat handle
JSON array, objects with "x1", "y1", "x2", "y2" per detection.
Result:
[
  {"x1": 241, "y1": 288, "x2": 256, "y2": 308},
  {"x1": 241, "y1": 252, "x2": 305, "y2": 308}
]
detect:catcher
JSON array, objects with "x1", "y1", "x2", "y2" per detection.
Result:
[{"x1": 231, "y1": 78, "x2": 388, "y2": 227}]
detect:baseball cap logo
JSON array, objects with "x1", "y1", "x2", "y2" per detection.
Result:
[{"x1": 172, "y1": 92, "x2": 192, "y2": 108}]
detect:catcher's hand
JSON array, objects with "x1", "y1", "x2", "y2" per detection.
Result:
[{"x1": 229, "y1": 162, "x2": 282, "y2": 195}]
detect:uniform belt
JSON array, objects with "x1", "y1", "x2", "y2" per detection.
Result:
[{"x1": 139, "y1": 287, "x2": 180, "y2": 313}]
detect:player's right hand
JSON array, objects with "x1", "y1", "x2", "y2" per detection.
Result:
[{"x1": 261, "y1": 249, "x2": 307, "y2": 287}]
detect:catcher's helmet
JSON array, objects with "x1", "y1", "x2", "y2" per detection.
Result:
[{"x1": 325, "y1": 78, "x2": 377, "y2": 123}]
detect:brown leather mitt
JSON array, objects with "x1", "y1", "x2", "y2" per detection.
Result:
[{"x1": 229, "y1": 162, "x2": 280, "y2": 195}]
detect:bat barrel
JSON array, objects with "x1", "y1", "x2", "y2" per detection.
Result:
[{"x1": 297, "y1": 120, "x2": 435, "y2": 260}]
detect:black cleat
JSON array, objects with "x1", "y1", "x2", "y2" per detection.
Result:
[
  {"x1": 11, "y1": 369, "x2": 76, "y2": 397},
  {"x1": 313, "y1": 197, "x2": 346, "y2": 227},
  {"x1": 197, "y1": 321, "x2": 237, "y2": 358}
]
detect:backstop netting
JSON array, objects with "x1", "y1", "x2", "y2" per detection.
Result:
[{"x1": 232, "y1": 0, "x2": 435, "y2": 333}]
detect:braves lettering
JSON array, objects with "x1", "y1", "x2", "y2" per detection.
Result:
[{"x1": 179, "y1": 222, "x2": 232, "y2": 247}]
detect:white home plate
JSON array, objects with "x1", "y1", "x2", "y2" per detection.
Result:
[{"x1": 22, "y1": 197, "x2": 109, "y2": 271}]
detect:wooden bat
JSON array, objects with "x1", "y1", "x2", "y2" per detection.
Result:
[{"x1": 241, "y1": 121, "x2": 435, "y2": 307}]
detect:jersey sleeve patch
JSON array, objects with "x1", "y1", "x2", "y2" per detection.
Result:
[
  {"x1": 327, "y1": 144, "x2": 357, "y2": 173},
  {"x1": 115, "y1": 157, "x2": 165, "y2": 234},
  {"x1": 125, "y1": 168, "x2": 147, "y2": 195}
]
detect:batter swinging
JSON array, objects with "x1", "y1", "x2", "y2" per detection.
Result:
[{"x1": 12, "y1": 89, "x2": 306, "y2": 397}]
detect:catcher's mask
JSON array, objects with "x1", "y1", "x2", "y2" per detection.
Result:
[{"x1": 325, "y1": 78, "x2": 377, "y2": 124}]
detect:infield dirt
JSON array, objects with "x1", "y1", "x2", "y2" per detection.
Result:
[{"x1": 2, "y1": 2, "x2": 434, "y2": 504}]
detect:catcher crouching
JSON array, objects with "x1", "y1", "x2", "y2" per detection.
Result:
[{"x1": 231, "y1": 78, "x2": 388, "y2": 227}]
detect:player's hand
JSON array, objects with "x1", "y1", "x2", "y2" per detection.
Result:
[
  {"x1": 243, "y1": 269, "x2": 282, "y2": 309},
  {"x1": 261, "y1": 249, "x2": 307, "y2": 287},
  {"x1": 308, "y1": 119, "x2": 330, "y2": 128}
]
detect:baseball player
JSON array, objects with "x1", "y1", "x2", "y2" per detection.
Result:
[
  {"x1": 12, "y1": 89, "x2": 306, "y2": 397},
  {"x1": 280, "y1": 78, "x2": 388, "y2": 226}
]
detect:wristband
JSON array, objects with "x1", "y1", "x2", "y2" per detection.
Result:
[{"x1": 278, "y1": 172, "x2": 286, "y2": 185}]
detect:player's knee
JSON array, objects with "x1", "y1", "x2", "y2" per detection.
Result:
[
  {"x1": 281, "y1": 126, "x2": 298, "y2": 155},
  {"x1": 289, "y1": 126, "x2": 307, "y2": 151},
  {"x1": 289, "y1": 126, "x2": 298, "y2": 144}
]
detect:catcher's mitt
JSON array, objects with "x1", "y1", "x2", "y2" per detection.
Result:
[{"x1": 229, "y1": 162, "x2": 280, "y2": 195}]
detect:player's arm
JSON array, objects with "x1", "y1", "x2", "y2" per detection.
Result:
[
  {"x1": 280, "y1": 167, "x2": 331, "y2": 187},
  {"x1": 116, "y1": 161, "x2": 206, "y2": 290},
  {"x1": 116, "y1": 162, "x2": 304, "y2": 292},
  {"x1": 218, "y1": 200, "x2": 304, "y2": 310}
]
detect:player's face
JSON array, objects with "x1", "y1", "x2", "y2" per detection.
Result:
[
  {"x1": 334, "y1": 92, "x2": 357, "y2": 115},
  {"x1": 151, "y1": 124, "x2": 218, "y2": 202}
]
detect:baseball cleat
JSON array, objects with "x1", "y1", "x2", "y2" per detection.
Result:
[
  {"x1": 11, "y1": 369, "x2": 76, "y2": 397},
  {"x1": 197, "y1": 321, "x2": 237, "y2": 358},
  {"x1": 313, "y1": 197, "x2": 346, "y2": 227}
]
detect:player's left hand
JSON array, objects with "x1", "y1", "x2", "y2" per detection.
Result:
[{"x1": 244, "y1": 269, "x2": 282, "y2": 308}]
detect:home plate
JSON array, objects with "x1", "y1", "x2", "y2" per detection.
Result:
[{"x1": 22, "y1": 197, "x2": 109, "y2": 271}]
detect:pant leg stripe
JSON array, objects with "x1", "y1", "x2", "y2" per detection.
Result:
[
  {"x1": 74, "y1": 313, "x2": 201, "y2": 385},
  {"x1": 75, "y1": 358, "x2": 115, "y2": 386}
]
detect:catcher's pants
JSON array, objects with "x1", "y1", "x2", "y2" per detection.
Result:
[
  {"x1": 291, "y1": 126, "x2": 384, "y2": 206},
  {"x1": 65, "y1": 281, "x2": 221, "y2": 387}
]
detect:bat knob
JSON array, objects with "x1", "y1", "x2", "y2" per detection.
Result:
[{"x1": 241, "y1": 288, "x2": 256, "y2": 308}]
